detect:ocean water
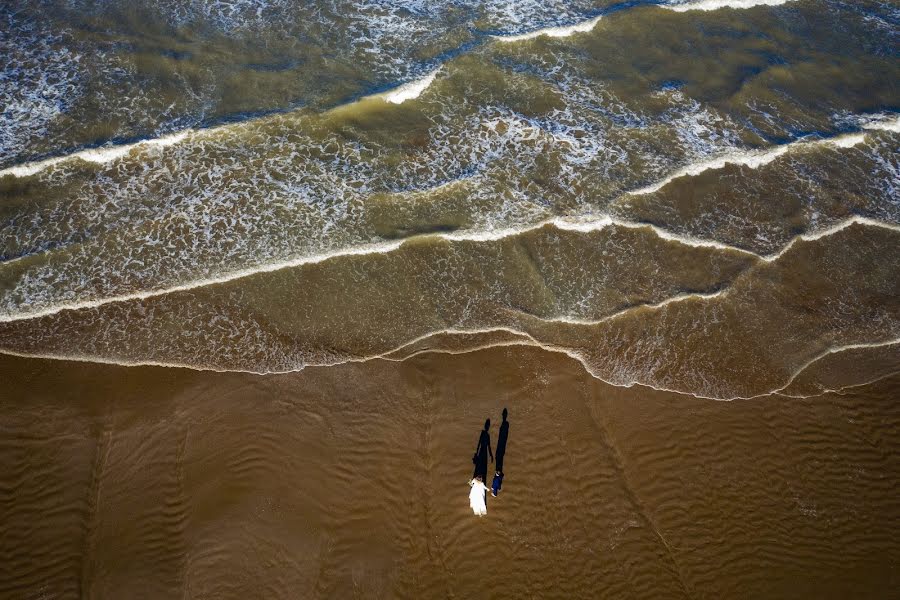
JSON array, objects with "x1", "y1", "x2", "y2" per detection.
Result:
[
  {"x1": 1, "y1": 0, "x2": 899, "y2": 597},
  {"x1": 2, "y1": 0, "x2": 897, "y2": 398}
]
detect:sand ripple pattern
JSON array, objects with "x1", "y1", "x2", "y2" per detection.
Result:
[
  {"x1": 2, "y1": 350, "x2": 898, "y2": 598},
  {"x1": 1, "y1": 0, "x2": 898, "y2": 402}
]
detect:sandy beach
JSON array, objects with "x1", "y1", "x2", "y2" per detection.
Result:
[{"x1": 3, "y1": 347, "x2": 897, "y2": 599}]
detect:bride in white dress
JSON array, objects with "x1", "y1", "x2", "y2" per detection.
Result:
[{"x1": 469, "y1": 476, "x2": 488, "y2": 516}]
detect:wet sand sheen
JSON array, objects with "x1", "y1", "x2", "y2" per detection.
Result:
[{"x1": 2, "y1": 347, "x2": 897, "y2": 599}]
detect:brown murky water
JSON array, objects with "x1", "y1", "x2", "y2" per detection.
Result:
[{"x1": 2, "y1": 0, "x2": 899, "y2": 597}]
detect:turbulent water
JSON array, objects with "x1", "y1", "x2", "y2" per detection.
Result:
[
  {"x1": 2, "y1": 0, "x2": 898, "y2": 399},
  {"x1": 1, "y1": 0, "x2": 899, "y2": 597}
]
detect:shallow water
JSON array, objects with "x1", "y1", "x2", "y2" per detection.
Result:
[{"x1": 1, "y1": 0, "x2": 899, "y2": 597}]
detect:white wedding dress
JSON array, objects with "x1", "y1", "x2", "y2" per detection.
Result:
[{"x1": 469, "y1": 479, "x2": 488, "y2": 516}]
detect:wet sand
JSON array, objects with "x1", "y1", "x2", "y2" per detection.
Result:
[{"x1": 2, "y1": 347, "x2": 897, "y2": 599}]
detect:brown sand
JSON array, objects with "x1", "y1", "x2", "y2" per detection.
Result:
[{"x1": 1, "y1": 347, "x2": 898, "y2": 599}]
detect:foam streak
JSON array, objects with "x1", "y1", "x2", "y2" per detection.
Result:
[
  {"x1": 764, "y1": 216, "x2": 900, "y2": 263},
  {"x1": 862, "y1": 114, "x2": 900, "y2": 133},
  {"x1": 628, "y1": 130, "x2": 874, "y2": 196},
  {"x1": 0, "y1": 67, "x2": 443, "y2": 179},
  {"x1": 0, "y1": 131, "x2": 192, "y2": 179},
  {"x1": 766, "y1": 338, "x2": 900, "y2": 397},
  {"x1": 492, "y1": 15, "x2": 603, "y2": 43},
  {"x1": 525, "y1": 290, "x2": 730, "y2": 326},
  {"x1": 7, "y1": 328, "x2": 896, "y2": 402},
  {"x1": 4, "y1": 214, "x2": 899, "y2": 324},
  {"x1": 381, "y1": 68, "x2": 441, "y2": 104},
  {"x1": 665, "y1": 0, "x2": 795, "y2": 12},
  {"x1": 0, "y1": 239, "x2": 404, "y2": 322}
]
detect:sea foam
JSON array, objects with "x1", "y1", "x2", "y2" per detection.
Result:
[
  {"x1": 0, "y1": 131, "x2": 192, "y2": 179},
  {"x1": 665, "y1": 0, "x2": 795, "y2": 11},
  {"x1": 1, "y1": 68, "x2": 441, "y2": 180},
  {"x1": 492, "y1": 15, "x2": 602, "y2": 42},
  {"x1": 381, "y1": 67, "x2": 441, "y2": 104},
  {"x1": 628, "y1": 131, "x2": 873, "y2": 195},
  {"x1": 5, "y1": 211, "x2": 898, "y2": 324},
  {"x1": 862, "y1": 114, "x2": 900, "y2": 133}
]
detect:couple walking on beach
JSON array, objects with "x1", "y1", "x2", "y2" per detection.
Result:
[{"x1": 469, "y1": 408, "x2": 510, "y2": 516}]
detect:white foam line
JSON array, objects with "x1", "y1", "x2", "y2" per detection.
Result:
[
  {"x1": 559, "y1": 214, "x2": 894, "y2": 268},
  {"x1": 774, "y1": 369, "x2": 900, "y2": 399},
  {"x1": 764, "y1": 338, "x2": 900, "y2": 397},
  {"x1": 5, "y1": 327, "x2": 897, "y2": 402},
  {"x1": 0, "y1": 326, "x2": 540, "y2": 376},
  {"x1": 0, "y1": 131, "x2": 193, "y2": 179},
  {"x1": 380, "y1": 326, "x2": 533, "y2": 352},
  {"x1": 492, "y1": 15, "x2": 603, "y2": 43},
  {"x1": 381, "y1": 67, "x2": 442, "y2": 104},
  {"x1": 355, "y1": 326, "x2": 540, "y2": 362},
  {"x1": 0, "y1": 347, "x2": 269, "y2": 375},
  {"x1": 526, "y1": 290, "x2": 730, "y2": 327},
  {"x1": 0, "y1": 68, "x2": 443, "y2": 180},
  {"x1": 1, "y1": 69, "x2": 444, "y2": 181},
  {"x1": 6, "y1": 211, "x2": 900, "y2": 324},
  {"x1": 665, "y1": 0, "x2": 794, "y2": 12},
  {"x1": 460, "y1": 330, "x2": 900, "y2": 403},
  {"x1": 0, "y1": 327, "x2": 687, "y2": 399},
  {"x1": 443, "y1": 215, "x2": 760, "y2": 256},
  {"x1": 862, "y1": 114, "x2": 900, "y2": 133},
  {"x1": 607, "y1": 218, "x2": 760, "y2": 255},
  {"x1": 0, "y1": 239, "x2": 403, "y2": 323},
  {"x1": 628, "y1": 131, "x2": 872, "y2": 196},
  {"x1": 381, "y1": 340, "x2": 538, "y2": 362},
  {"x1": 764, "y1": 216, "x2": 900, "y2": 263},
  {"x1": 820, "y1": 369, "x2": 900, "y2": 397}
]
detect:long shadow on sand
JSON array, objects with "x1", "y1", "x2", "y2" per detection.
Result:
[
  {"x1": 472, "y1": 418, "x2": 493, "y2": 480},
  {"x1": 495, "y1": 408, "x2": 509, "y2": 473},
  {"x1": 472, "y1": 409, "x2": 510, "y2": 481}
]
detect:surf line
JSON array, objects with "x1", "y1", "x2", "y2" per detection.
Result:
[
  {"x1": 7, "y1": 325, "x2": 892, "y2": 402},
  {"x1": 0, "y1": 333, "x2": 774, "y2": 401},
  {"x1": 3, "y1": 209, "x2": 900, "y2": 325},
  {"x1": 0, "y1": 347, "x2": 278, "y2": 375},
  {"x1": 665, "y1": 0, "x2": 796, "y2": 12},
  {"x1": 380, "y1": 67, "x2": 442, "y2": 104},
  {"x1": 379, "y1": 328, "x2": 900, "y2": 403},
  {"x1": 780, "y1": 369, "x2": 900, "y2": 399},
  {"x1": 0, "y1": 0, "x2": 824, "y2": 181},
  {"x1": 1, "y1": 113, "x2": 897, "y2": 321},
  {"x1": 509, "y1": 289, "x2": 731, "y2": 327},
  {"x1": 492, "y1": 15, "x2": 604, "y2": 42},
  {"x1": 0, "y1": 68, "x2": 445, "y2": 180},
  {"x1": 0, "y1": 214, "x2": 765, "y2": 324},
  {"x1": 763, "y1": 338, "x2": 900, "y2": 397},
  {"x1": 0, "y1": 325, "x2": 725, "y2": 400},
  {"x1": 625, "y1": 125, "x2": 892, "y2": 196},
  {"x1": 489, "y1": 0, "x2": 800, "y2": 42},
  {"x1": 0, "y1": 326, "x2": 541, "y2": 376},
  {"x1": 0, "y1": 131, "x2": 193, "y2": 179}
]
